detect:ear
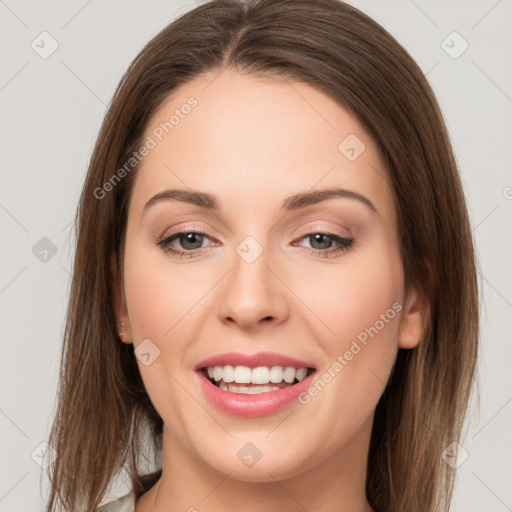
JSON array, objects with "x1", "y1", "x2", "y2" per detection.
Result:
[
  {"x1": 110, "y1": 254, "x2": 133, "y2": 344},
  {"x1": 397, "y1": 282, "x2": 430, "y2": 349}
]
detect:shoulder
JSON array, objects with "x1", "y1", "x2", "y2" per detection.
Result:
[{"x1": 96, "y1": 492, "x2": 136, "y2": 512}]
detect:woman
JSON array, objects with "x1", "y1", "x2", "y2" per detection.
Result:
[{"x1": 44, "y1": 0, "x2": 479, "y2": 511}]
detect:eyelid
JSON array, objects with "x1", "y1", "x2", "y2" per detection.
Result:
[
  {"x1": 292, "y1": 222, "x2": 353, "y2": 239},
  {"x1": 158, "y1": 223, "x2": 216, "y2": 239},
  {"x1": 158, "y1": 221, "x2": 352, "y2": 243}
]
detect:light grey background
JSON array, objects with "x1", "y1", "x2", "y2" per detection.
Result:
[{"x1": 1, "y1": 0, "x2": 511, "y2": 510}]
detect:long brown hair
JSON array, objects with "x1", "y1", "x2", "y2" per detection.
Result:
[{"x1": 45, "y1": 1, "x2": 479, "y2": 510}]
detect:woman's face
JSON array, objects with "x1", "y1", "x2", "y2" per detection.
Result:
[{"x1": 114, "y1": 68, "x2": 425, "y2": 481}]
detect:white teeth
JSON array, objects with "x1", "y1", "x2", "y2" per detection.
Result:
[
  {"x1": 222, "y1": 365, "x2": 235, "y2": 383},
  {"x1": 251, "y1": 366, "x2": 270, "y2": 384},
  {"x1": 219, "y1": 383, "x2": 280, "y2": 394},
  {"x1": 213, "y1": 366, "x2": 223, "y2": 382},
  {"x1": 296, "y1": 368, "x2": 307, "y2": 382},
  {"x1": 206, "y1": 364, "x2": 310, "y2": 385},
  {"x1": 283, "y1": 367, "x2": 296, "y2": 383},
  {"x1": 269, "y1": 366, "x2": 284, "y2": 383},
  {"x1": 233, "y1": 365, "x2": 252, "y2": 383}
]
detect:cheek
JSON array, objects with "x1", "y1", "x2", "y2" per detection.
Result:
[
  {"x1": 295, "y1": 236, "x2": 404, "y2": 357},
  {"x1": 122, "y1": 242, "x2": 210, "y2": 430},
  {"x1": 123, "y1": 240, "x2": 209, "y2": 343},
  {"x1": 291, "y1": 242, "x2": 403, "y2": 448}
]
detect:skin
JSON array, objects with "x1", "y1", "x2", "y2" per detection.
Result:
[{"x1": 111, "y1": 68, "x2": 428, "y2": 512}]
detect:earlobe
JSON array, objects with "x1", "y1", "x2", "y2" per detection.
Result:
[
  {"x1": 110, "y1": 254, "x2": 133, "y2": 344},
  {"x1": 397, "y1": 284, "x2": 430, "y2": 349}
]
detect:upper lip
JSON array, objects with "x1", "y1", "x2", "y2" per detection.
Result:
[{"x1": 194, "y1": 351, "x2": 316, "y2": 371}]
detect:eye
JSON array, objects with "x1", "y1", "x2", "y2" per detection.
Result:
[
  {"x1": 156, "y1": 230, "x2": 354, "y2": 259},
  {"x1": 293, "y1": 232, "x2": 354, "y2": 258},
  {"x1": 157, "y1": 231, "x2": 213, "y2": 258}
]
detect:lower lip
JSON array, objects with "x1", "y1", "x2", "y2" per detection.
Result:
[{"x1": 196, "y1": 370, "x2": 315, "y2": 417}]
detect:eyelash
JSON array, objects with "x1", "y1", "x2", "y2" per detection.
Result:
[{"x1": 156, "y1": 230, "x2": 354, "y2": 259}]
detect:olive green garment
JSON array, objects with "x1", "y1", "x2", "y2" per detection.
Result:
[{"x1": 96, "y1": 492, "x2": 136, "y2": 512}]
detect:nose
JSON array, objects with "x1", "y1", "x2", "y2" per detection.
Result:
[{"x1": 217, "y1": 243, "x2": 289, "y2": 330}]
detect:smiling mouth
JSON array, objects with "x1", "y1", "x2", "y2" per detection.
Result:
[{"x1": 200, "y1": 365, "x2": 316, "y2": 394}]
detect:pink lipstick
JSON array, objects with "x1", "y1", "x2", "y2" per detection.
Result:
[{"x1": 195, "y1": 351, "x2": 316, "y2": 417}]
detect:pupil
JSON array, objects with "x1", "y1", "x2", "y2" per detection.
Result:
[
  {"x1": 312, "y1": 234, "x2": 331, "y2": 250},
  {"x1": 181, "y1": 233, "x2": 202, "y2": 250}
]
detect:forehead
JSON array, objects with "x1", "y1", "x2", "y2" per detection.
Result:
[{"x1": 129, "y1": 68, "x2": 394, "y2": 223}]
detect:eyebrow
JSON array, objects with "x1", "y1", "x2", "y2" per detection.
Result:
[{"x1": 142, "y1": 187, "x2": 378, "y2": 215}]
